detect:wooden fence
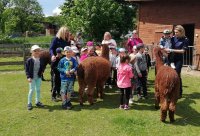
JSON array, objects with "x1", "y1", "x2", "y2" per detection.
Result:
[{"x1": 0, "y1": 43, "x2": 50, "y2": 66}]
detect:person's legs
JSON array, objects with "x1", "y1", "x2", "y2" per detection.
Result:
[
  {"x1": 120, "y1": 88, "x2": 124, "y2": 106},
  {"x1": 125, "y1": 87, "x2": 131, "y2": 106},
  {"x1": 51, "y1": 72, "x2": 57, "y2": 99},
  {"x1": 28, "y1": 79, "x2": 36, "y2": 104},
  {"x1": 141, "y1": 71, "x2": 147, "y2": 97},
  {"x1": 35, "y1": 78, "x2": 42, "y2": 104},
  {"x1": 175, "y1": 60, "x2": 183, "y2": 97}
]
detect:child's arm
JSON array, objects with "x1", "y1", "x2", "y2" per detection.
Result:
[
  {"x1": 57, "y1": 59, "x2": 67, "y2": 74},
  {"x1": 70, "y1": 59, "x2": 78, "y2": 73}
]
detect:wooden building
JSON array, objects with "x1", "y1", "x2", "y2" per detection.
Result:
[{"x1": 127, "y1": 0, "x2": 200, "y2": 70}]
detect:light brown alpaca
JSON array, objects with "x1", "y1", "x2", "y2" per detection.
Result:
[
  {"x1": 154, "y1": 46, "x2": 180, "y2": 123},
  {"x1": 77, "y1": 44, "x2": 111, "y2": 105}
]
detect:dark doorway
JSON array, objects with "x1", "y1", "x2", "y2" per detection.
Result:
[{"x1": 182, "y1": 24, "x2": 195, "y2": 66}]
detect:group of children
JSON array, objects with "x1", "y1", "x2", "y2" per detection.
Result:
[{"x1": 25, "y1": 31, "x2": 152, "y2": 111}]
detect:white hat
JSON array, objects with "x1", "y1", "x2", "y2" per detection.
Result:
[
  {"x1": 118, "y1": 48, "x2": 126, "y2": 52},
  {"x1": 70, "y1": 40, "x2": 76, "y2": 46},
  {"x1": 64, "y1": 46, "x2": 72, "y2": 51},
  {"x1": 71, "y1": 46, "x2": 79, "y2": 53},
  {"x1": 81, "y1": 47, "x2": 88, "y2": 52},
  {"x1": 31, "y1": 45, "x2": 41, "y2": 52}
]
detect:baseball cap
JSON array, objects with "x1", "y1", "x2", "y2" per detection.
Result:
[
  {"x1": 31, "y1": 45, "x2": 41, "y2": 52},
  {"x1": 56, "y1": 47, "x2": 63, "y2": 53},
  {"x1": 163, "y1": 29, "x2": 172, "y2": 34},
  {"x1": 64, "y1": 46, "x2": 72, "y2": 51},
  {"x1": 71, "y1": 46, "x2": 79, "y2": 53}
]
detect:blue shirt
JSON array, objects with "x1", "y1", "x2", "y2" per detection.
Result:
[
  {"x1": 49, "y1": 37, "x2": 70, "y2": 57},
  {"x1": 171, "y1": 36, "x2": 189, "y2": 61},
  {"x1": 57, "y1": 57, "x2": 78, "y2": 81}
]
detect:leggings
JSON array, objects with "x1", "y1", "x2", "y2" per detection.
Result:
[{"x1": 119, "y1": 87, "x2": 131, "y2": 105}]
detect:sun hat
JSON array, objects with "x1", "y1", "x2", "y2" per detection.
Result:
[
  {"x1": 31, "y1": 45, "x2": 41, "y2": 52},
  {"x1": 86, "y1": 41, "x2": 93, "y2": 46},
  {"x1": 118, "y1": 48, "x2": 126, "y2": 53},
  {"x1": 64, "y1": 46, "x2": 72, "y2": 51},
  {"x1": 163, "y1": 29, "x2": 172, "y2": 34},
  {"x1": 71, "y1": 46, "x2": 79, "y2": 53},
  {"x1": 56, "y1": 47, "x2": 63, "y2": 53},
  {"x1": 81, "y1": 47, "x2": 88, "y2": 52}
]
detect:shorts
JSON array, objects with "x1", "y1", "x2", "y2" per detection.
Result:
[{"x1": 60, "y1": 81, "x2": 73, "y2": 95}]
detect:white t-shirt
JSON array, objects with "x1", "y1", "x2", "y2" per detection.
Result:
[{"x1": 102, "y1": 39, "x2": 117, "y2": 48}]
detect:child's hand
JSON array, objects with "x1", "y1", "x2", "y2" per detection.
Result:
[
  {"x1": 66, "y1": 71, "x2": 71, "y2": 77},
  {"x1": 28, "y1": 78, "x2": 32, "y2": 83}
]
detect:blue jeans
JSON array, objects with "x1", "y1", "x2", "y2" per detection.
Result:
[
  {"x1": 61, "y1": 81, "x2": 73, "y2": 95},
  {"x1": 28, "y1": 78, "x2": 41, "y2": 104}
]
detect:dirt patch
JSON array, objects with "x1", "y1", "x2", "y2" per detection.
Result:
[{"x1": 181, "y1": 67, "x2": 200, "y2": 77}]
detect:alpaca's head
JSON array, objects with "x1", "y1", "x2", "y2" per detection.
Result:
[{"x1": 153, "y1": 46, "x2": 168, "y2": 61}]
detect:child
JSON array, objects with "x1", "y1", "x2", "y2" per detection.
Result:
[
  {"x1": 25, "y1": 45, "x2": 45, "y2": 110},
  {"x1": 129, "y1": 46, "x2": 138, "y2": 104},
  {"x1": 71, "y1": 46, "x2": 80, "y2": 97},
  {"x1": 57, "y1": 46, "x2": 78, "y2": 109},
  {"x1": 110, "y1": 47, "x2": 118, "y2": 86},
  {"x1": 159, "y1": 29, "x2": 175, "y2": 68},
  {"x1": 135, "y1": 44, "x2": 148, "y2": 99},
  {"x1": 80, "y1": 47, "x2": 88, "y2": 62},
  {"x1": 51, "y1": 47, "x2": 63, "y2": 101},
  {"x1": 117, "y1": 55, "x2": 133, "y2": 110},
  {"x1": 116, "y1": 48, "x2": 126, "y2": 69},
  {"x1": 144, "y1": 47, "x2": 151, "y2": 73},
  {"x1": 95, "y1": 43, "x2": 102, "y2": 56}
]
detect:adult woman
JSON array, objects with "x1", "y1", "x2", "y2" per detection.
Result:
[
  {"x1": 165, "y1": 25, "x2": 189, "y2": 98},
  {"x1": 49, "y1": 26, "x2": 70, "y2": 62},
  {"x1": 126, "y1": 30, "x2": 143, "y2": 54},
  {"x1": 102, "y1": 32, "x2": 117, "y2": 49},
  {"x1": 102, "y1": 32, "x2": 117, "y2": 89}
]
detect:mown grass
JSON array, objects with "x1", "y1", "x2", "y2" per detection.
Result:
[{"x1": 0, "y1": 67, "x2": 199, "y2": 136}]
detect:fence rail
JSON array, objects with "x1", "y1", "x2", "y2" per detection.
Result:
[{"x1": 0, "y1": 43, "x2": 50, "y2": 66}]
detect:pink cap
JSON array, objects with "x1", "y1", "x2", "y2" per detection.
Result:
[{"x1": 86, "y1": 41, "x2": 93, "y2": 46}]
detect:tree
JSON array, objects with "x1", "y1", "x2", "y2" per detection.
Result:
[
  {"x1": 61, "y1": 0, "x2": 136, "y2": 41},
  {"x1": 1, "y1": 0, "x2": 44, "y2": 35}
]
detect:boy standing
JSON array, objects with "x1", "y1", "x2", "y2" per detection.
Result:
[
  {"x1": 51, "y1": 47, "x2": 63, "y2": 101},
  {"x1": 25, "y1": 45, "x2": 45, "y2": 110},
  {"x1": 57, "y1": 46, "x2": 78, "y2": 109},
  {"x1": 135, "y1": 44, "x2": 148, "y2": 99}
]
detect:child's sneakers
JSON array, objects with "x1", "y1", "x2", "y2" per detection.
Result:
[
  {"x1": 129, "y1": 98, "x2": 134, "y2": 104},
  {"x1": 119, "y1": 105, "x2": 124, "y2": 109},
  {"x1": 170, "y1": 63, "x2": 176, "y2": 69},
  {"x1": 124, "y1": 105, "x2": 130, "y2": 110},
  {"x1": 27, "y1": 103, "x2": 32, "y2": 110},
  {"x1": 35, "y1": 102, "x2": 44, "y2": 107}
]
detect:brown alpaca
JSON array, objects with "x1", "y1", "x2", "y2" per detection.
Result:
[
  {"x1": 77, "y1": 44, "x2": 111, "y2": 105},
  {"x1": 39, "y1": 50, "x2": 51, "y2": 80},
  {"x1": 154, "y1": 46, "x2": 180, "y2": 123}
]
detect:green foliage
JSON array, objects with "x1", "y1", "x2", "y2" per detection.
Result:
[
  {"x1": 61, "y1": 0, "x2": 136, "y2": 41},
  {"x1": 0, "y1": 0, "x2": 44, "y2": 35},
  {"x1": 44, "y1": 16, "x2": 66, "y2": 28}
]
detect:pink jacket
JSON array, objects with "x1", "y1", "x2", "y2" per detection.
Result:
[
  {"x1": 80, "y1": 54, "x2": 88, "y2": 62},
  {"x1": 117, "y1": 63, "x2": 133, "y2": 88},
  {"x1": 127, "y1": 38, "x2": 143, "y2": 53}
]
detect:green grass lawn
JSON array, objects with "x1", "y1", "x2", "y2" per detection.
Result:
[{"x1": 0, "y1": 68, "x2": 199, "y2": 136}]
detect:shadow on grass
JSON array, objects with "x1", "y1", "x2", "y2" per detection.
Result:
[{"x1": 172, "y1": 92, "x2": 200, "y2": 126}]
